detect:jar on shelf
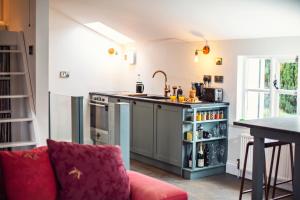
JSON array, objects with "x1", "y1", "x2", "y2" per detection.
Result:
[
  {"x1": 201, "y1": 112, "x2": 206, "y2": 121},
  {"x1": 186, "y1": 131, "x2": 193, "y2": 141},
  {"x1": 215, "y1": 111, "x2": 220, "y2": 119},
  {"x1": 205, "y1": 112, "x2": 210, "y2": 120},
  {"x1": 196, "y1": 112, "x2": 201, "y2": 121},
  {"x1": 210, "y1": 111, "x2": 215, "y2": 120},
  {"x1": 219, "y1": 110, "x2": 224, "y2": 119}
]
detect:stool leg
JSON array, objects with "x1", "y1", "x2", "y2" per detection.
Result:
[
  {"x1": 267, "y1": 146, "x2": 276, "y2": 199},
  {"x1": 272, "y1": 145, "x2": 282, "y2": 199},
  {"x1": 264, "y1": 164, "x2": 268, "y2": 200},
  {"x1": 289, "y1": 143, "x2": 294, "y2": 178},
  {"x1": 239, "y1": 143, "x2": 251, "y2": 200}
]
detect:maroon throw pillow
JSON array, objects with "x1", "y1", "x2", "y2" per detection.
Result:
[
  {"x1": 47, "y1": 139, "x2": 130, "y2": 200},
  {"x1": 0, "y1": 147, "x2": 57, "y2": 200}
]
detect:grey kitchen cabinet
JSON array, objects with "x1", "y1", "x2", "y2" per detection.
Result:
[
  {"x1": 131, "y1": 100, "x2": 154, "y2": 158},
  {"x1": 154, "y1": 104, "x2": 183, "y2": 167}
]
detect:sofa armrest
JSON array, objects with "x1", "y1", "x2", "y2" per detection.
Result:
[{"x1": 127, "y1": 171, "x2": 188, "y2": 200}]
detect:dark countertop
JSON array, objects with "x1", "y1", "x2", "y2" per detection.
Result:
[
  {"x1": 89, "y1": 91, "x2": 229, "y2": 108},
  {"x1": 234, "y1": 116, "x2": 300, "y2": 135}
]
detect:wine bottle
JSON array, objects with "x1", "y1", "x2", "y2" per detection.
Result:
[
  {"x1": 197, "y1": 143, "x2": 205, "y2": 168},
  {"x1": 188, "y1": 150, "x2": 193, "y2": 168},
  {"x1": 204, "y1": 144, "x2": 210, "y2": 166}
]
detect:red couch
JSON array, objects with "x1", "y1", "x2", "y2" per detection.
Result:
[
  {"x1": 128, "y1": 171, "x2": 188, "y2": 200},
  {"x1": 0, "y1": 145, "x2": 188, "y2": 200}
]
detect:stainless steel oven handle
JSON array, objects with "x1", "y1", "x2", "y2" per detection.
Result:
[{"x1": 89, "y1": 102, "x2": 105, "y2": 107}]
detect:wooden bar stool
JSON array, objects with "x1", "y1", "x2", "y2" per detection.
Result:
[
  {"x1": 239, "y1": 141, "x2": 286, "y2": 200},
  {"x1": 267, "y1": 143, "x2": 294, "y2": 200}
]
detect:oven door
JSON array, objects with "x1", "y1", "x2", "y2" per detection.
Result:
[{"x1": 90, "y1": 102, "x2": 109, "y2": 144}]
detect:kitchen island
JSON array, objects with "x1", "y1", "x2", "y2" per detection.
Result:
[{"x1": 90, "y1": 92, "x2": 229, "y2": 179}]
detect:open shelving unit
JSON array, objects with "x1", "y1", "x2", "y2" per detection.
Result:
[{"x1": 181, "y1": 104, "x2": 229, "y2": 179}]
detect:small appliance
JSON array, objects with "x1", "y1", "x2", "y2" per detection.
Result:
[
  {"x1": 136, "y1": 74, "x2": 144, "y2": 93},
  {"x1": 203, "y1": 88, "x2": 223, "y2": 102},
  {"x1": 191, "y1": 82, "x2": 205, "y2": 100}
]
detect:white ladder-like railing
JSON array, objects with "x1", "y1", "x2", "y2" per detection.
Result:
[{"x1": 0, "y1": 31, "x2": 39, "y2": 149}]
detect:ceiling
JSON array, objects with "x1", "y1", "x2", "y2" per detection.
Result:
[{"x1": 51, "y1": 0, "x2": 300, "y2": 42}]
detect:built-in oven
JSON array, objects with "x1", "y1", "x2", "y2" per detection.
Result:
[
  {"x1": 89, "y1": 93, "x2": 130, "y2": 169},
  {"x1": 89, "y1": 95, "x2": 109, "y2": 144}
]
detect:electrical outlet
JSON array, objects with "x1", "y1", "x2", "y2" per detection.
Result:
[
  {"x1": 59, "y1": 71, "x2": 70, "y2": 78},
  {"x1": 29, "y1": 45, "x2": 34, "y2": 55},
  {"x1": 214, "y1": 76, "x2": 224, "y2": 83},
  {"x1": 203, "y1": 75, "x2": 212, "y2": 83}
]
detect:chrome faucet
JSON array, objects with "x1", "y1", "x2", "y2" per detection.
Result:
[{"x1": 152, "y1": 70, "x2": 170, "y2": 97}]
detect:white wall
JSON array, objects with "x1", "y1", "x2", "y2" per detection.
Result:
[
  {"x1": 49, "y1": 8, "x2": 126, "y2": 144},
  {"x1": 36, "y1": 0, "x2": 49, "y2": 145}
]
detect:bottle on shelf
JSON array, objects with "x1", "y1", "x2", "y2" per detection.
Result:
[
  {"x1": 204, "y1": 144, "x2": 210, "y2": 166},
  {"x1": 177, "y1": 86, "x2": 183, "y2": 98},
  {"x1": 188, "y1": 150, "x2": 193, "y2": 168},
  {"x1": 197, "y1": 125, "x2": 204, "y2": 140},
  {"x1": 197, "y1": 143, "x2": 205, "y2": 168}
]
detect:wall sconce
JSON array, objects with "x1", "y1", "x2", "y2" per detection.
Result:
[
  {"x1": 108, "y1": 48, "x2": 118, "y2": 56},
  {"x1": 194, "y1": 41, "x2": 210, "y2": 62},
  {"x1": 194, "y1": 50, "x2": 200, "y2": 63}
]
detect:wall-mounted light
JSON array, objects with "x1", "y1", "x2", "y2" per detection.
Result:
[
  {"x1": 194, "y1": 41, "x2": 210, "y2": 62},
  {"x1": 202, "y1": 44, "x2": 210, "y2": 55},
  {"x1": 108, "y1": 48, "x2": 117, "y2": 56}
]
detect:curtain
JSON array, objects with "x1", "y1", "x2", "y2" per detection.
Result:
[{"x1": 0, "y1": 46, "x2": 11, "y2": 144}]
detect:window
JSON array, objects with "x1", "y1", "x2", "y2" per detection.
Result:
[{"x1": 241, "y1": 56, "x2": 299, "y2": 120}]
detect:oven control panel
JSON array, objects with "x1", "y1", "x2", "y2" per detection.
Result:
[{"x1": 90, "y1": 95, "x2": 108, "y2": 104}]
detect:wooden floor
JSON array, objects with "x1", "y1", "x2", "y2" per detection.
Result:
[{"x1": 131, "y1": 160, "x2": 292, "y2": 200}]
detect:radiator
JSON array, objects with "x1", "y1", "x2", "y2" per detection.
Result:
[{"x1": 239, "y1": 134, "x2": 293, "y2": 184}]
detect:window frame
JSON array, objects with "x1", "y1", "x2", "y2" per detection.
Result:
[{"x1": 241, "y1": 55, "x2": 299, "y2": 120}]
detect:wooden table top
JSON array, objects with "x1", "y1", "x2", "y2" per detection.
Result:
[{"x1": 234, "y1": 116, "x2": 300, "y2": 135}]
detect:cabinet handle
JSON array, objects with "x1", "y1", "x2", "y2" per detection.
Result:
[
  {"x1": 133, "y1": 101, "x2": 136, "y2": 105},
  {"x1": 117, "y1": 99, "x2": 121, "y2": 102},
  {"x1": 158, "y1": 105, "x2": 162, "y2": 109}
]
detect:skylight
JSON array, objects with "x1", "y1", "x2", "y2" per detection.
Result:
[{"x1": 84, "y1": 21, "x2": 134, "y2": 45}]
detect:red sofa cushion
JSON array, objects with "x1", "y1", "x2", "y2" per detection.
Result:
[
  {"x1": 128, "y1": 171, "x2": 188, "y2": 200},
  {"x1": 47, "y1": 139, "x2": 130, "y2": 200},
  {"x1": 0, "y1": 146, "x2": 57, "y2": 200}
]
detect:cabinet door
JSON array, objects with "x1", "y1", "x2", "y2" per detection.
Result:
[
  {"x1": 155, "y1": 104, "x2": 183, "y2": 167},
  {"x1": 132, "y1": 101, "x2": 154, "y2": 158}
]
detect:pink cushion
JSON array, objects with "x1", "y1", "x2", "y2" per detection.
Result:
[
  {"x1": 47, "y1": 139, "x2": 130, "y2": 200},
  {"x1": 0, "y1": 147, "x2": 57, "y2": 200},
  {"x1": 128, "y1": 171, "x2": 188, "y2": 200}
]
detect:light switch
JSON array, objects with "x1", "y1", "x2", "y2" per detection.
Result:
[{"x1": 59, "y1": 71, "x2": 70, "y2": 78}]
